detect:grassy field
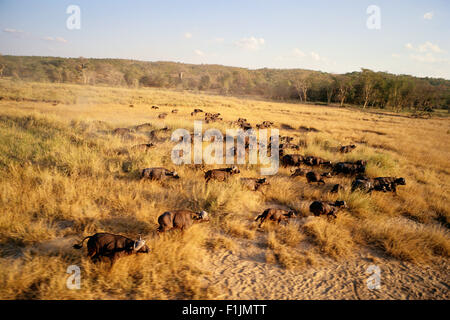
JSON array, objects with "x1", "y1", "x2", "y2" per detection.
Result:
[{"x1": 0, "y1": 78, "x2": 449, "y2": 299}]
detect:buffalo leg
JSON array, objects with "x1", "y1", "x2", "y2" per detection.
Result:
[{"x1": 90, "y1": 253, "x2": 101, "y2": 263}]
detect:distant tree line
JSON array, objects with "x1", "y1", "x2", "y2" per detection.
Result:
[{"x1": 1, "y1": 55, "x2": 448, "y2": 112}]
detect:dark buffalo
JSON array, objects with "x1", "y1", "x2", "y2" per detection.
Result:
[
  {"x1": 352, "y1": 176, "x2": 405, "y2": 193},
  {"x1": 240, "y1": 177, "x2": 269, "y2": 191},
  {"x1": 351, "y1": 178, "x2": 375, "y2": 192},
  {"x1": 281, "y1": 154, "x2": 304, "y2": 167},
  {"x1": 204, "y1": 166, "x2": 240, "y2": 183},
  {"x1": 141, "y1": 167, "x2": 179, "y2": 181},
  {"x1": 306, "y1": 171, "x2": 326, "y2": 184},
  {"x1": 256, "y1": 121, "x2": 274, "y2": 129},
  {"x1": 204, "y1": 112, "x2": 222, "y2": 123},
  {"x1": 157, "y1": 209, "x2": 209, "y2": 232},
  {"x1": 373, "y1": 177, "x2": 406, "y2": 193},
  {"x1": 280, "y1": 136, "x2": 295, "y2": 143},
  {"x1": 309, "y1": 200, "x2": 346, "y2": 219},
  {"x1": 191, "y1": 109, "x2": 204, "y2": 116},
  {"x1": 73, "y1": 233, "x2": 149, "y2": 264},
  {"x1": 303, "y1": 156, "x2": 332, "y2": 167},
  {"x1": 255, "y1": 208, "x2": 296, "y2": 227},
  {"x1": 332, "y1": 160, "x2": 366, "y2": 175}
]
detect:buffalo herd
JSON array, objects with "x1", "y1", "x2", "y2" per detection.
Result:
[{"x1": 74, "y1": 108, "x2": 406, "y2": 264}]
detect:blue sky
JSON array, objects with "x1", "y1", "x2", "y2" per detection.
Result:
[{"x1": 0, "y1": 0, "x2": 449, "y2": 78}]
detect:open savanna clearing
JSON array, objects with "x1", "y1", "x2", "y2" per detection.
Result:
[{"x1": 0, "y1": 79, "x2": 449, "y2": 299}]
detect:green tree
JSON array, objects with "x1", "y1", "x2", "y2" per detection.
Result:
[
  {"x1": 199, "y1": 75, "x2": 211, "y2": 90},
  {"x1": 292, "y1": 74, "x2": 312, "y2": 102},
  {"x1": 360, "y1": 68, "x2": 378, "y2": 108},
  {"x1": 336, "y1": 75, "x2": 354, "y2": 107}
]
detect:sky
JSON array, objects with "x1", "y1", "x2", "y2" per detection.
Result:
[{"x1": 0, "y1": 0, "x2": 449, "y2": 79}]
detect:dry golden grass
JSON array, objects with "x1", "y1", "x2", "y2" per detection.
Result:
[
  {"x1": 0, "y1": 79, "x2": 449, "y2": 299},
  {"x1": 302, "y1": 215, "x2": 356, "y2": 259}
]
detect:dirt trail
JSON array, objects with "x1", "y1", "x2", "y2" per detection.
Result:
[{"x1": 202, "y1": 234, "x2": 449, "y2": 300}]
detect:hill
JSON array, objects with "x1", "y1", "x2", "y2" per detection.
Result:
[{"x1": 1, "y1": 55, "x2": 449, "y2": 113}]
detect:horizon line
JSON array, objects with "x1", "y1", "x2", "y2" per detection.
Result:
[{"x1": 2, "y1": 53, "x2": 449, "y2": 81}]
